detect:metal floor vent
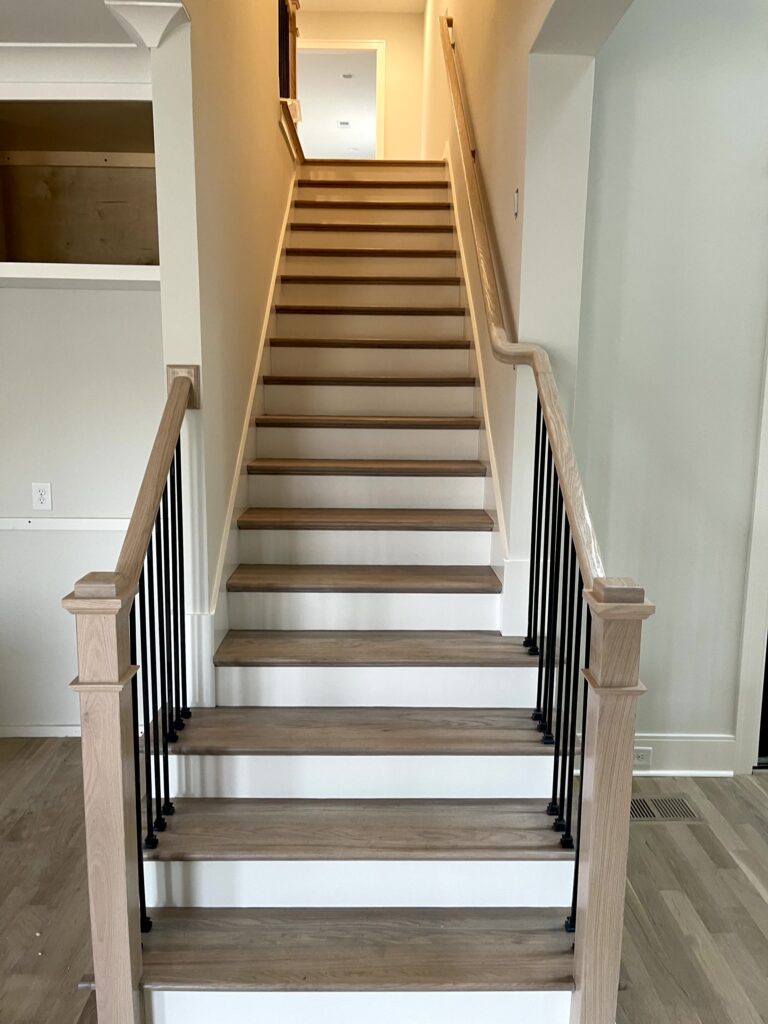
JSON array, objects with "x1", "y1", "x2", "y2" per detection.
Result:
[{"x1": 630, "y1": 795, "x2": 700, "y2": 823}]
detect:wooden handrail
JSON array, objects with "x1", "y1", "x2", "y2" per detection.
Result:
[
  {"x1": 280, "y1": 98, "x2": 305, "y2": 164},
  {"x1": 440, "y1": 15, "x2": 603, "y2": 588},
  {"x1": 73, "y1": 366, "x2": 198, "y2": 601}
]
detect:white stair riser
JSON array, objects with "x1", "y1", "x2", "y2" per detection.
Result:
[
  {"x1": 269, "y1": 346, "x2": 470, "y2": 376},
  {"x1": 293, "y1": 205, "x2": 453, "y2": 226},
  {"x1": 236, "y1": 530, "x2": 492, "y2": 566},
  {"x1": 145, "y1": 861, "x2": 573, "y2": 909},
  {"x1": 279, "y1": 281, "x2": 463, "y2": 305},
  {"x1": 284, "y1": 254, "x2": 460, "y2": 275},
  {"x1": 298, "y1": 164, "x2": 448, "y2": 182},
  {"x1": 264, "y1": 383, "x2": 474, "y2": 417},
  {"x1": 288, "y1": 228, "x2": 456, "y2": 250},
  {"x1": 275, "y1": 312, "x2": 468, "y2": 341},
  {"x1": 247, "y1": 474, "x2": 485, "y2": 509},
  {"x1": 168, "y1": 754, "x2": 553, "y2": 799},
  {"x1": 253, "y1": 426, "x2": 480, "y2": 460},
  {"x1": 146, "y1": 990, "x2": 572, "y2": 1024},
  {"x1": 296, "y1": 185, "x2": 452, "y2": 203},
  {"x1": 215, "y1": 666, "x2": 539, "y2": 708},
  {"x1": 227, "y1": 592, "x2": 500, "y2": 631}
]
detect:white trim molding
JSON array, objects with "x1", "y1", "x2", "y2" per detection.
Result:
[
  {"x1": 633, "y1": 733, "x2": 736, "y2": 776},
  {"x1": 0, "y1": 725, "x2": 81, "y2": 738},
  {"x1": 0, "y1": 518, "x2": 129, "y2": 531},
  {"x1": 105, "y1": 1, "x2": 190, "y2": 49}
]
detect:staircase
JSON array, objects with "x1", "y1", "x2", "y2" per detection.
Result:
[{"x1": 138, "y1": 159, "x2": 575, "y2": 1022}]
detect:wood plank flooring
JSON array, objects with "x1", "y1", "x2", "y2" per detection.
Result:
[{"x1": 3, "y1": 740, "x2": 768, "y2": 1022}]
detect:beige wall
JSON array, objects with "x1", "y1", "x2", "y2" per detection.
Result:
[{"x1": 298, "y1": 11, "x2": 424, "y2": 159}]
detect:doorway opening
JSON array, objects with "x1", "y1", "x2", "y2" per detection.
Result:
[{"x1": 296, "y1": 40, "x2": 385, "y2": 160}]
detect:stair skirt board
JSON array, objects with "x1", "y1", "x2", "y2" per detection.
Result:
[
  {"x1": 144, "y1": 860, "x2": 574, "y2": 910},
  {"x1": 225, "y1": 592, "x2": 501, "y2": 630},
  {"x1": 263, "y1": 383, "x2": 474, "y2": 417},
  {"x1": 167, "y1": 755, "x2": 553, "y2": 799},
  {"x1": 269, "y1": 346, "x2": 471, "y2": 375},
  {"x1": 236, "y1": 531, "x2": 493, "y2": 566},
  {"x1": 247, "y1": 475, "x2": 485, "y2": 509},
  {"x1": 145, "y1": 990, "x2": 572, "y2": 1024},
  {"x1": 252, "y1": 427, "x2": 480, "y2": 460},
  {"x1": 215, "y1": 665, "x2": 539, "y2": 708}
]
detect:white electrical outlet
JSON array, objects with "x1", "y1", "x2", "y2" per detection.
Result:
[
  {"x1": 633, "y1": 746, "x2": 653, "y2": 769},
  {"x1": 32, "y1": 482, "x2": 52, "y2": 511}
]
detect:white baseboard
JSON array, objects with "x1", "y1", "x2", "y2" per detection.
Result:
[
  {"x1": 633, "y1": 732, "x2": 736, "y2": 775},
  {"x1": 501, "y1": 558, "x2": 529, "y2": 636},
  {"x1": 0, "y1": 725, "x2": 81, "y2": 738}
]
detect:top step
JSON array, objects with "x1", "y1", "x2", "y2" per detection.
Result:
[{"x1": 299, "y1": 160, "x2": 448, "y2": 183}]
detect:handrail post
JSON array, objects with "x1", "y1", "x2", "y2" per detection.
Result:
[
  {"x1": 570, "y1": 577, "x2": 654, "y2": 1024},
  {"x1": 64, "y1": 572, "x2": 144, "y2": 1024}
]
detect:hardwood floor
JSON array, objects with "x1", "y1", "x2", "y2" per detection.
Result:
[{"x1": 1, "y1": 739, "x2": 767, "y2": 1022}]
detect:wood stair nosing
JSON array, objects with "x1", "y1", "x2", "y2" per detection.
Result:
[
  {"x1": 214, "y1": 629, "x2": 530, "y2": 667},
  {"x1": 262, "y1": 374, "x2": 476, "y2": 387},
  {"x1": 268, "y1": 336, "x2": 471, "y2": 350},
  {"x1": 162, "y1": 707, "x2": 548, "y2": 757},
  {"x1": 279, "y1": 275, "x2": 464, "y2": 286},
  {"x1": 293, "y1": 200, "x2": 453, "y2": 211},
  {"x1": 245, "y1": 458, "x2": 488, "y2": 477},
  {"x1": 236, "y1": 508, "x2": 495, "y2": 532},
  {"x1": 290, "y1": 223, "x2": 455, "y2": 234},
  {"x1": 252, "y1": 414, "x2": 481, "y2": 429},
  {"x1": 141, "y1": 906, "x2": 575, "y2": 992},
  {"x1": 296, "y1": 179, "x2": 451, "y2": 189},
  {"x1": 284, "y1": 247, "x2": 459, "y2": 259},
  {"x1": 143, "y1": 798, "x2": 573, "y2": 862},
  {"x1": 226, "y1": 564, "x2": 502, "y2": 595},
  {"x1": 274, "y1": 304, "x2": 467, "y2": 316},
  {"x1": 301, "y1": 159, "x2": 446, "y2": 167}
]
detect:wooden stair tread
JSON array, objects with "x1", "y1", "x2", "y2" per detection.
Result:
[
  {"x1": 141, "y1": 907, "x2": 574, "y2": 992},
  {"x1": 274, "y1": 304, "x2": 466, "y2": 315},
  {"x1": 291, "y1": 223, "x2": 455, "y2": 233},
  {"x1": 268, "y1": 336, "x2": 471, "y2": 349},
  {"x1": 144, "y1": 798, "x2": 571, "y2": 861},
  {"x1": 227, "y1": 564, "x2": 501, "y2": 594},
  {"x1": 262, "y1": 374, "x2": 475, "y2": 386},
  {"x1": 165, "y1": 707, "x2": 547, "y2": 756},
  {"x1": 297, "y1": 179, "x2": 451, "y2": 188},
  {"x1": 279, "y1": 275, "x2": 463, "y2": 285},
  {"x1": 214, "y1": 629, "x2": 528, "y2": 667},
  {"x1": 246, "y1": 458, "x2": 487, "y2": 476},
  {"x1": 236, "y1": 508, "x2": 494, "y2": 531},
  {"x1": 284, "y1": 247, "x2": 458, "y2": 258},
  {"x1": 252, "y1": 415, "x2": 481, "y2": 429},
  {"x1": 301, "y1": 159, "x2": 446, "y2": 166},
  {"x1": 293, "y1": 201, "x2": 453, "y2": 211}
]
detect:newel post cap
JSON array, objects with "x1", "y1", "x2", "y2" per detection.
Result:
[{"x1": 584, "y1": 576, "x2": 655, "y2": 621}]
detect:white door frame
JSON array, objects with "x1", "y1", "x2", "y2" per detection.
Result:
[
  {"x1": 735, "y1": 327, "x2": 768, "y2": 773},
  {"x1": 297, "y1": 38, "x2": 386, "y2": 159}
]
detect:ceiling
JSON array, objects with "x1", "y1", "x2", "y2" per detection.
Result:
[
  {"x1": 297, "y1": 48, "x2": 377, "y2": 159},
  {"x1": 0, "y1": 0, "x2": 130, "y2": 44},
  {"x1": 299, "y1": 0, "x2": 426, "y2": 13}
]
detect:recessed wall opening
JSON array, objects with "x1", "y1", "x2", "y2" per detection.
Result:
[
  {"x1": 0, "y1": 100, "x2": 158, "y2": 265},
  {"x1": 297, "y1": 42, "x2": 384, "y2": 159}
]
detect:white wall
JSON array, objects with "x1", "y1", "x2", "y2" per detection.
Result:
[
  {"x1": 573, "y1": 0, "x2": 768, "y2": 772},
  {"x1": 298, "y1": 10, "x2": 424, "y2": 159},
  {"x1": 0, "y1": 286, "x2": 165, "y2": 731}
]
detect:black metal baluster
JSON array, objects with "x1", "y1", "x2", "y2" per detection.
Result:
[
  {"x1": 566, "y1": 607, "x2": 592, "y2": 933},
  {"x1": 542, "y1": 484, "x2": 564, "y2": 746},
  {"x1": 129, "y1": 604, "x2": 152, "y2": 933},
  {"x1": 169, "y1": 455, "x2": 185, "y2": 733},
  {"x1": 154, "y1": 505, "x2": 175, "y2": 817},
  {"x1": 529, "y1": 410, "x2": 548, "y2": 668},
  {"x1": 549, "y1": 523, "x2": 574, "y2": 817},
  {"x1": 561, "y1": 573, "x2": 585, "y2": 849},
  {"x1": 524, "y1": 400, "x2": 543, "y2": 650},
  {"x1": 136, "y1": 572, "x2": 157, "y2": 850},
  {"x1": 158, "y1": 488, "x2": 178, "y2": 747},
  {"x1": 174, "y1": 439, "x2": 191, "y2": 719},
  {"x1": 554, "y1": 541, "x2": 577, "y2": 832},
  {"x1": 535, "y1": 444, "x2": 554, "y2": 723},
  {"x1": 144, "y1": 531, "x2": 168, "y2": 831}
]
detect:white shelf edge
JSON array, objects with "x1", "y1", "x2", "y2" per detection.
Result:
[{"x1": 0, "y1": 262, "x2": 160, "y2": 289}]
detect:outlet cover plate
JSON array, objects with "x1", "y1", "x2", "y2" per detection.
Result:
[
  {"x1": 633, "y1": 746, "x2": 653, "y2": 769},
  {"x1": 32, "y1": 482, "x2": 52, "y2": 511}
]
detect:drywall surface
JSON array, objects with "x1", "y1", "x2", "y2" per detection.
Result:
[
  {"x1": 0, "y1": 285, "x2": 164, "y2": 731},
  {"x1": 574, "y1": 0, "x2": 768, "y2": 769},
  {"x1": 298, "y1": 10, "x2": 424, "y2": 159},
  {"x1": 177, "y1": 2, "x2": 294, "y2": 604}
]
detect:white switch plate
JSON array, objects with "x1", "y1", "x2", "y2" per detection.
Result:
[
  {"x1": 633, "y1": 746, "x2": 653, "y2": 769},
  {"x1": 32, "y1": 482, "x2": 52, "y2": 511}
]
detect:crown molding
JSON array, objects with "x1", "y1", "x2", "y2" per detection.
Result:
[{"x1": 105, "y1": 1, "x2": 190, "y2": 49}]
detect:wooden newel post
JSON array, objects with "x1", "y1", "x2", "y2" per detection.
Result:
[
  {"x1": 570, "y1": 577, "x2": 655, "y2": 1024},
  {"x1": 63, "y1": 571, "x2": 144, "y2": 1024}
]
